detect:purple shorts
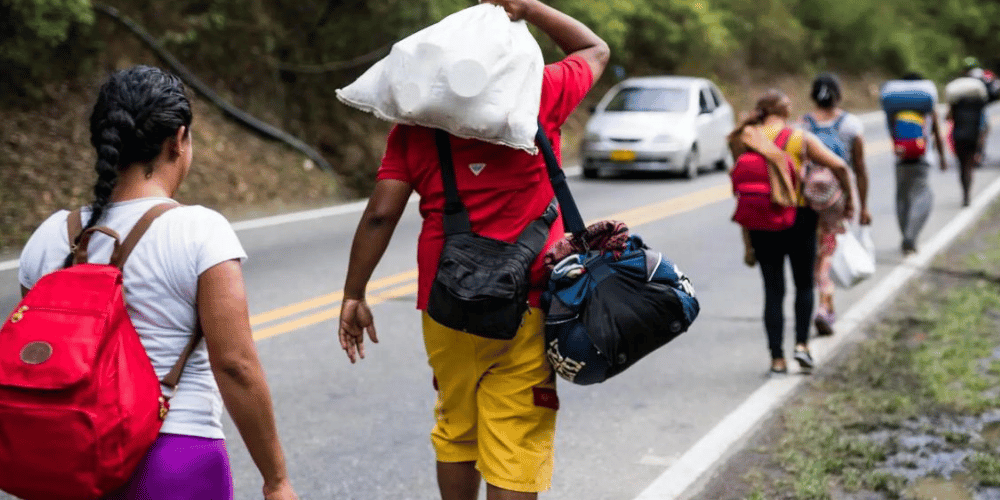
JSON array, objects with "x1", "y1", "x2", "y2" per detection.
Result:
[{"x1": 104, "y1": 433, "x2": 233, "y2": 500}]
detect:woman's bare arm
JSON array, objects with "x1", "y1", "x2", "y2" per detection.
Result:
[{"x1": 198, "y1": 260, "x2": 297, "y2": 500}]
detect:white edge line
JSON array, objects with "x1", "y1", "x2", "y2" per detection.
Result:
[{"x1": 635, "y1": 173, "x2": 1000, "y2": 500}]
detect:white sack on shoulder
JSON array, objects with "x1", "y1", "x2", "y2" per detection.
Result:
[
  {"x1": 945, "y1": 77, "x2": 989, "y2": 104},
  {"x1": 335, "y1": 4, "x2": 544, "y2": 154}
]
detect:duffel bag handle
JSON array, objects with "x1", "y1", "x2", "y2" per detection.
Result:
[{"x1": 536, "y1": 122, "x2": 587, "y2": 238}]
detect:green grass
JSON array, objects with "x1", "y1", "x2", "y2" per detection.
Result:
[{"x1": 968, "y1": 453, "x2": 1000, "y2": 487}]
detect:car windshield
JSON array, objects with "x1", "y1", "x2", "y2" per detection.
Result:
[{"x1": 604, "y1": 87, "x2": 689, "y2": 112}]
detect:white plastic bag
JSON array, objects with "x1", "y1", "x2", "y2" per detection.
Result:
[
  {"x1": 831, "y1": 225, "x2": 876, "y2": 288},
  {"x1": 336, "y1": 4, "x2": 544, "y2": 153}
]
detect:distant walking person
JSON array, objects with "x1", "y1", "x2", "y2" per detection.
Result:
[
  {"x1": 729, "y1": 90, "x2": 854, "y2": 375},
  {"x1": 802, "y1": 73, "x2": 871, "y2": 336},
  {"x1": 881, "y1": 73, "x2": 948, "y2": 255},
  {"x1": 17, "y1": 66, "x2": 297, "y2": 500},
  {"x1": 337, "y1": 1, "x2": 609, "y2": 499},
  {"x1": 945, "y1": 72, "x2": 990, "y2": 206}
]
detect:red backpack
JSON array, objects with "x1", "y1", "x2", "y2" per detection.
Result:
[
  {"x1": 730, "y1": 128, "x2": 798, "y2": 231},
  {"x1": 0, "y1": 203, "x2": 199, "y2": 500}
]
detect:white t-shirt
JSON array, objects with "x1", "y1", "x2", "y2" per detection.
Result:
[{"x1": 18, "y1": 197, "x2": 247, "y2": 439}]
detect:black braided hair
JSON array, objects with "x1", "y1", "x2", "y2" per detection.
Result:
[{"x1": 64, "y1": 66, "x2": 192, "y2": 267}]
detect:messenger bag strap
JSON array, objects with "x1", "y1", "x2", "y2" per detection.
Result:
[
  {"x1": 434, "y1": 130, "x2": 472, "y2": 236},
  {"x1": 515, "y1": 197, "x2": 558, "y2": 252},
  {"x1": 535, "y1": 122, "x2": 587, "y2": 237}
]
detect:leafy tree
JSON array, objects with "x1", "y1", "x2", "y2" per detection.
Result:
[{"x1": 0, "y1": 0, "x2": 95, "y2": 100}]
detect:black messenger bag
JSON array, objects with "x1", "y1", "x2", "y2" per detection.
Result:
[{"x1": 426, "y1": 129, "x2": 558, "y2": 340}]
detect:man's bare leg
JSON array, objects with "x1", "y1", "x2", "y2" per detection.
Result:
[
  {"x1": 438, "y1": 461, "x2": 481, "y2": 500},
  {"x1": 487, "y1": 483, "x2": 537, "y2": 500}
]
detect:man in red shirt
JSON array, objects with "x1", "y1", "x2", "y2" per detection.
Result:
[{"x1": 338, "y1": 1, "x2": 608, "y2": 498}]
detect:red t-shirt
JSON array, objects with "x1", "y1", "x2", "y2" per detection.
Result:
[{"x1": 376, "y1": 55, "x2": 595, "y2": 309}]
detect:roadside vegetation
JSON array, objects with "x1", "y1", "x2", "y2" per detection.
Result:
[
  {"x1": 2, "y1": 0, "x2": 1000, "y2": 251},
  {"x1": 692, "y1": 201, "x2": 1000, "y2": 500}
]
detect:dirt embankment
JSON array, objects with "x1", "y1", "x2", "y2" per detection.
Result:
[{"x1": 0, "y1": 78, "x2": 342, "y2": 254}]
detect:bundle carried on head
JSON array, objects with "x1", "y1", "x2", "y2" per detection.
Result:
[{"x1": 336, "y1": 4, "x2": 545, "y2": 153}]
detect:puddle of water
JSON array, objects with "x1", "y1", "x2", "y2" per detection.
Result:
[
  {"x1": 899, "y1": 434, "x2": 946, "y2": 451},
  {"x1": 905, "y1": 476, "x2": 973, "y2": 500},
  {"x1": 883, "y1": 450, "x2": 971, "y2": 481}
]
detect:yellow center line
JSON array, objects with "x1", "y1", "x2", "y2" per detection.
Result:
[
  {"x1": 252, "y1": 282, "x2": 419, "y2": 341},
  {"x1": 249, "y1": 269, "x2": 418, "y2": 326},
  {"x1": 593, "y1": 184, "x2": 732, "y2": 228}
]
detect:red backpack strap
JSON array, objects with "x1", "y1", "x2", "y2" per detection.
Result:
[{"x1": 774, "y1": 127, "x2": 794, "y2": 151}]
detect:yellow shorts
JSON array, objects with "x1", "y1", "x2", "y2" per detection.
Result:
[{"x1": 422, "y1": 308, "x2": 558, "y2": 492}]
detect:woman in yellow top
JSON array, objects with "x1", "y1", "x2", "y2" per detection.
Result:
[{"x1": 729, "y1": 90, "x2": 855, "y2": 374}]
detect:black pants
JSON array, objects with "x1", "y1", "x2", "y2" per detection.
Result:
[{"x1": 749, "y1": 207, "x2": 818, "y2": 360}]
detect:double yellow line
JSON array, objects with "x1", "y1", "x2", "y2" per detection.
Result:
[{"x1": 249, "y1": 183, "x2": 733, "y2": 341}]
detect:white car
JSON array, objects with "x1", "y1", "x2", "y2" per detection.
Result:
[{"x1": 580, "y1": 76, "x2": 735, "y2": 179}]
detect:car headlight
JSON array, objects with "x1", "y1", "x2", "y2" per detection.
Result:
[
  {"x1": 653, "y1": 135, "x2": 684, "y2": 149},
  {"x1": 584, "y1": 132, "x2": 602, "y2": 143}
]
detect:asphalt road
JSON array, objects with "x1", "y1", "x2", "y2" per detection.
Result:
[{"x1": 1, "y1": 108, "x2": 999, "y2": 499}]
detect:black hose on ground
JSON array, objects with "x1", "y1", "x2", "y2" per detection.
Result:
[{"x1": 92, "y1": 3, "x2": 334, "y2": 173}]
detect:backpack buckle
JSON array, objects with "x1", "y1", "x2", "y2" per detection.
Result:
[
  {"x1": 10, "y1": 305, "x2": 28, "y2": 323},
  {"x1": 158, "y1": 396, "x2": 170, "y2": 420}
]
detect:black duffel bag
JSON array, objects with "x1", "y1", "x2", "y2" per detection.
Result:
[
  {"x1": 534, "y1": 127, "x2": 701, "y2": 385},
  {"x1": 542, "y1": 234, "x2": 699, "y2": 385},
  {"x1": 426, "y1": 129, "x2": 557, "y2": 340}
]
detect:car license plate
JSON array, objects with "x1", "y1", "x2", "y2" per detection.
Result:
[{"x1": 610, "y1": 150, "x2": 635, "y2": 162}]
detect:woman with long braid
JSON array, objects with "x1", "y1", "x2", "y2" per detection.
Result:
[
  {"x1": 728, "y1": 90, "x2": 855, "y2": 375},
  {"x1": 18, "y1": 66, "x2": 298, "y2": 500}
]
